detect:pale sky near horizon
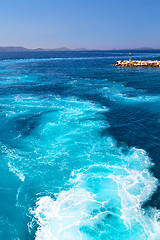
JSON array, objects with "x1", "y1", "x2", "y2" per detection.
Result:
[{"x1": 0, "y1": 0, "x2": 160, "y2": 49}]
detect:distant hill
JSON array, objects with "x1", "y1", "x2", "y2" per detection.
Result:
[
  {"x1": 132, "y1": 47, "x2": 154, "y2": 50},
  {"x1": 0, "y1": 46, "x2": 158, "y2": 52},
  {"x1": 0, "y1": 46, "x2": 89, "y2": 52},
  {"x1": 111, "y1": 47, "x2": 156, "y2": 51},
  {"x1": 51, "y1": 47, "x2": 71, "y2": 51},
  {"x1": 0, "y1": 46, "x2": 30, "y2": 52}
]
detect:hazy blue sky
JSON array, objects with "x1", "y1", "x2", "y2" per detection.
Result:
[{"x1": 0, "y1": 0, "x2": 160, "y2": 49}]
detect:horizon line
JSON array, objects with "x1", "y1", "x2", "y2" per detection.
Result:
[{"x1": 0, "y1": 46, "x2": 159, "y2": 52}]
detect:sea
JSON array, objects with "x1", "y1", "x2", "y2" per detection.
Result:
[{"x1": 0, "y1": 50, "x2": 160, "y2": 240}]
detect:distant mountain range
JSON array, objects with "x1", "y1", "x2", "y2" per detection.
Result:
[
  {"x1": 0, "y1": 46, "x2": 158, "y2": 52},
  {"x1": 0, "y1": 46, "x2": 89, "y2": 52}
]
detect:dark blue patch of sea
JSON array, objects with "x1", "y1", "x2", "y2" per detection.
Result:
[{"x1": 0, "y1": 50, "x2": 160, "y2": 239}]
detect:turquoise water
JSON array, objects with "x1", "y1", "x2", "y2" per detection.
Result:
[{"x1": 0, "y1": 51, "x2": 160, "y2": 239}]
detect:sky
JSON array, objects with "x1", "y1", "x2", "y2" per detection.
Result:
[{"x1": 0, "y1": 0, "x2": 160, "y2": 49}]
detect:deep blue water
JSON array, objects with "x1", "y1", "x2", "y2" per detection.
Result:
[{"x1": 0, "y1": 50, "x2": 160, "y2": 240}]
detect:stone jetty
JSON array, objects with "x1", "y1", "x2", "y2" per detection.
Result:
[{"x1": 114, "y1": 60, "x2": 160, "y2": 67}]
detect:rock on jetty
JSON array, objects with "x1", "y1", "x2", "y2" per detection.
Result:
[{"x1": 114, "y1": 60, "x2": 160, "y2": 67}]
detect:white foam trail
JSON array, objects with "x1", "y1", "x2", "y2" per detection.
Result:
[
  {"x1": 116, "y1": 95, "x2": 160, "y2": 103},
  {"x1": 1, "y1": 56, "x2": 109, "y2": 66},
  {"x1": 102, "y1": 84, "x2": 160, "y2": 103},
  {"x1": 8, "y1": 162, "x2": 25, "y2": 182},
  {"x1": 32, "y1": 143, "x2": 160, "y2": 240},
  {"x1": 1, "y1": 94, "x2": 159, "y2": 239}
]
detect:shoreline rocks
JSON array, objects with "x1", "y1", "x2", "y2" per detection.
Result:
[{"x1": 114, "y1": 60, "x2": 160, "y2": 67}]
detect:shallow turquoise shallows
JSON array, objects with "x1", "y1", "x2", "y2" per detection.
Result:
[{"x1": 0, "y1": 50, "x2": 160, "y2": 240}]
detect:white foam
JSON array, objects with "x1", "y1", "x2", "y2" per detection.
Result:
[
  {"x1": 1, "y1": 57, "x2": 109, "y2": 67},
  {"x1": 32, "y1": 188, "x2": 98, "y2": 240},
  {"x1": 8, "y1": 162, "x2": 25, "y2": 182},
  {"x1": 1, "y1": 94, "x2": 159, "y2": 239},
  {"x1": 25, "y1": 96, "x2": 160, "y2": 239},
  {"x1": 101, "y1": 83, "x2": 160, "y2": 104},
  {"x1": 119, "y1": 95, "x2": 160, "y2": 103},
  {"x1": 32, "y1": 143, "x2": 160, "y2": 239}
]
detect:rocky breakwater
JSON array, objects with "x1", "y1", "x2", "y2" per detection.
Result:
[{"x1": 115, "y1": 60, "x2": 160, "y2": 67}]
